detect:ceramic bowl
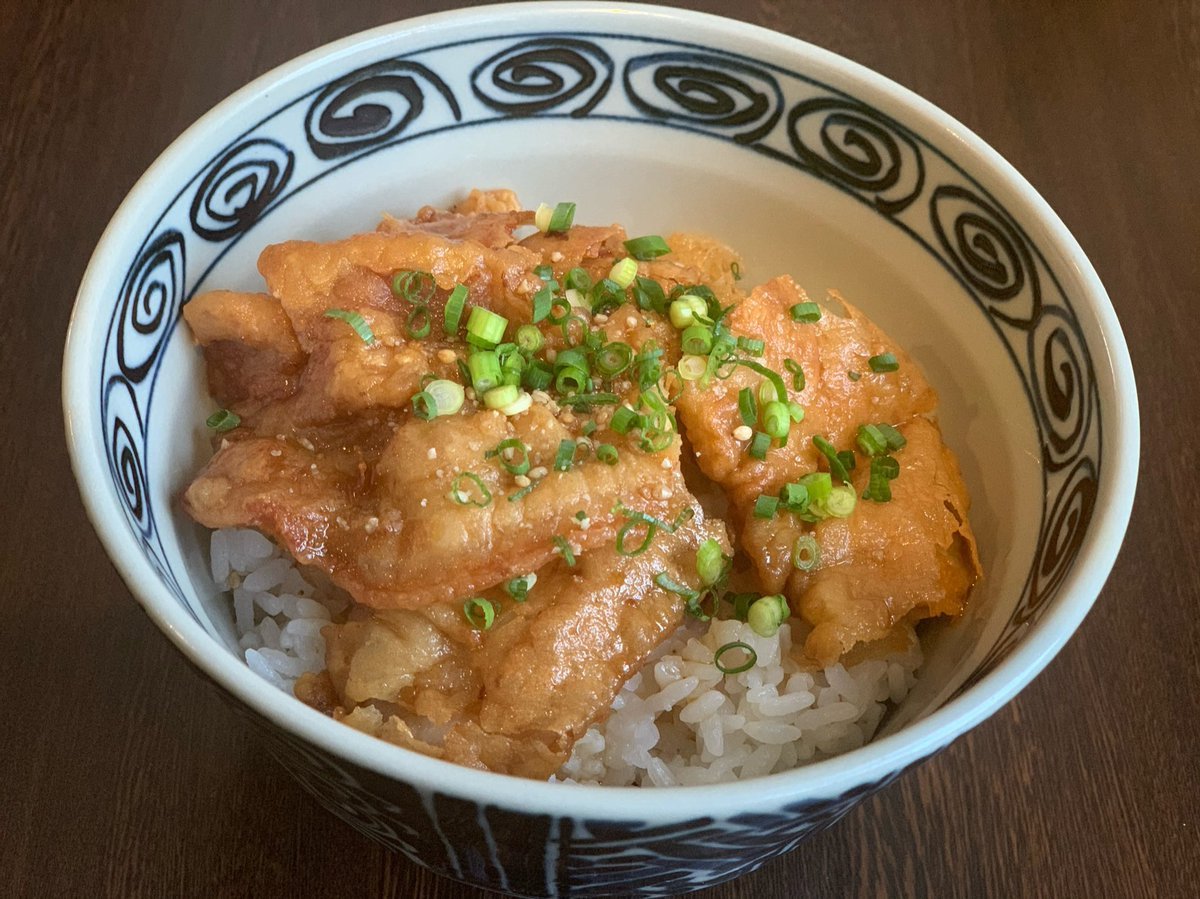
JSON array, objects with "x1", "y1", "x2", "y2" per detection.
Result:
[{"x1": 62, "y1": 3, "x2": 1138, "y2": 895}]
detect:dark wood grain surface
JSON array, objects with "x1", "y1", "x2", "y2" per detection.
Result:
[{"x1": 3, "y1": 1, "x2": 1197, "y2": 896}]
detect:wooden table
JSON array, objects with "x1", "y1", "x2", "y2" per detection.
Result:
[{"x1": 4, "y1": 1, "x2": 1197, "y2": 896}]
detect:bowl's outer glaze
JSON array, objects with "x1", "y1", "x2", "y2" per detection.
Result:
[{"x1": 63, "y1": 4, "x2": 1137, "y2": 896}]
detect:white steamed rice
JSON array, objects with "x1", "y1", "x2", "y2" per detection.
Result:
[{"x1": 210, "y1": 527, "x2": 921, "y2": 785}]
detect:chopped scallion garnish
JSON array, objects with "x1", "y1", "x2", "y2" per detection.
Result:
[
  {"x1": 483, "y1": 384, "x2": 520, "y2": 410},
  {"x1": 624, "y1": 235, "x2": 671, "y2": 260},
  {"x1": 595, "y1": 342, "x2": 633, "y2": 377},
  {"x1": 748, "y1": 430, "x2": 771, "y2": 460},
  {"x1": 789, "y1": 302, "x2": 822, "y2": 323},
  {"x1": 681, "y1": 324, "x2": 714, "y2": 356},
  {"x1": 443, "y1": 284, "x2": 468, "y2": 335},
  {"x1": 813, "y1": 435, "x2": 852, "y2": 484},
  {"x1": 406, "y1": 305, "x2": 431, "y2": 339},
  {"x1": 463, "y1": 597, "x2": 496, "y2": 630},
  {"x1": 486, "y1": 438, "x2": 531, "y2": 476},
  {"x1": 737, "y1": 387, "x2": 757, "y2": 427},
  {"x1": 531, "y1": 285, "x2": 553, "y2": 324},
  {"x1": 608, "y1": 257, "x2": 638, "y2": 289},
  {"x1": 669, "y1": 294, "x2": 707, "y2": 329},
  {"x1": 553, "y1": 535, "x2": 576, "y2": 566},
  {"x1": 504, "y1": 575, "x2": 535, "y2": 602},
  {"x1": 747, "y1": 594, "x2": 789, "y2": 637},
  {"x1": 784, "y1": 358, "x2": 806, "y2": 391},
  {"x1": 753, "y1": 495, "x2": 779, "y2": 519},
  {"x1": 696, "y1": 538, "x2": 726, "y2": 587},
  {"x1": 714, "y1": 641, "x2": 757, "y2": 675},
  {"x1": 597, "y1": 443, "x2": 619, "y2": 465},
  {"x1": 554, "y1": 439, "x2": 577, "y2": 472},
  {"x1": 205, "y1": 409, "x2": 240, "y2": 432},
  {"x1": 762, "y1": 401, "x2": 791, "y2": 439},
  {"x1": 424, "y1": 379, "x2": 464, "y2": 417},
  {"x1": 548, "y1": 201, "x2": 576, "y2": 233},
  {"x1": 450, "y1": 471, "x2": 492, "y2": 507},
  {"x1": 465, "y1": 307, "x2": 508, "y2": 349},
  {"x1": 468, "y1": 351, "x2": 503, "y2": 394},
  {"x1": 792, "y1": 535, "x2": 820, "y2": 571},
  {"x1": 391, "y1": 270, "x2": 436, "y2": 304},
  {"x1": 610, "y1": 406, "x2": 642, "y2": 434},
  {"x1": 868, "y1": 352, "x2": 899, "y2": 373},
  {"x1": 323, "y1": 308, "x2": 375, "y2": 345}
]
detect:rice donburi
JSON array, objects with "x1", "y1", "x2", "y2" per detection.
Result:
[{"x1": 183, "y1": 189, "x2": 980, "y2": 784}]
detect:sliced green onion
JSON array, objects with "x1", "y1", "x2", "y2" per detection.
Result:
[
  {"x1": 411, "y1": 390, "x2": 436, "y2": 421},
  {"x1": 632, "y1": 276, "x2": 666, "y2": 313},
  {"x1": 877, "y1": 423, "x2": 907, "y2": 451},
  {"x1": 784, "y1": 359, "x2": 806, "y2": 391},
  {"x1": 554, "y1": 366, "x2": 588, "y2": 395},
  {"x1": 714, "y1": 641, "x2": 757, "y2": 675},
  {"x1": 758, "y1": 380, "x2": 778, "y2": 405},
  {"x1": 696, "y1": 538, "x2": 726, "y2": 587},
  {"x1": 553, "y1": 535, "x2": 576, "y2": 566},
  {"x1": 792, "y1": 535, "x2": 820, "y2": 571},
  {"x1": 406, "y1": 305, "x2": 431, "y2": 339},
  {"x1": 617, "y1": 518, "x2": 656, "y2": 556},
  {"x1": 863, "y1": 454, "x2": 900, "y2": 502},
  {"x1": 523, "y1": 359, "x2": 554, "y2": 391},
  {"x1": 788, "y1": 402, "x2": 805, "y2": 422},
  {"x1": 548, "y1": 201, "x2": 576, "y2": 233},
  {"x1": 590, "y1": 278, "x2": 626, "y2": 315},
  {"x1": 799, "y1": 472, "x2": 833, "y2": 507},
  {"x1": 595, "y1": 342, "x2": 633, "y2": 377},
  {"x1": 597, "y1": 443, "x2": 619, "y2": 465},
  {"x1": 566, "y1": 267, "x2": 592, "y2": 292},
  {"x1": 443, "y1": 284, "x2": 468, "y2": 335},
  {"x1": 624, "y1": 235, "x2": 671, "y2": 260},
  {"x1": 813, "y1": 435, "x2": 852, "y2": 484},
  {"x1": 463, "y1": 597, "x2": 496, "y2": 630},
  {"x1": 553, "y1": 439, "x2": 577, "y2": 472},
  {"x1": 748, "y1": 430, "x2": 771, "y2": 460},
  {"x1": 681, "y1": 324, "x2": 714, "y2": 355},
  {"x1": 465, "y1": 307, "x2": 508, "y2": 349},
  {"x1": 483, "y1": 384, "x2": 520, "y2": 410},
  {"x1": 425, "y1": 379, "x2": 465, "y2": 416},
  {"x1": 486, "y1": 438, "x2": 531, "y2": 476},
  {"x1": 737, "y1": 336, "x2": 765, "y2": 357},
  {"x1": 534, "y1": 203, "x2": 554, "y2": 232},
  {"x1": 734, "y1": 360, "x2": 788, "y2": 413},
  {"x1": 468, "y1": 351, "x2": 503, "y2": 393},
  {"x1": 838, "y1": 450, "x2": 856, "y2": 472},
  {"x1": 669, "y1": 294, "x2": 707, "y2": 329},
  {"x1": 868, "y1": 352, "x2": 899, "y2": 373},
  {"x1": 560, "y1": 314, "x2": 590, "y2": 347},
  {"x1": 789, "y1": 302, "x2": 822, "y2": 323},
  {"x1": 533, "y1": 264, "x2": 556, "y2": 284},
  {"x1": 730, "y1": 261, "x2": 742, "y2": 282},
  {"x1": 531, "y1": 285, "x2": 553, "y2": 324},
  {"x1": 499, "y1": 391, "x2": 532, "y2": 416},
  {"x1": 451, "y1": 471, "x2": 492, "y2": 507},
  {"x1": 747, "y1": 594, "x2": 789, "y2": 638},
  {"x1": 205, "y1": 409, "x2": 240, "y2": 432},
  {"x1": 762, "y1": 401, "x2": 791, "y2": 439},
  {"x1": 737, "y1": 388, "x2": 757, "y2": 427},
  {"x1": 753, "y1": 495, "x2": 779, "y2": 519},
  {"x1": 610, "y1": 406, "x2": 642, "y2": 434},
  {"x1": 557, "y1": 392, "x2": 620, "y2": 408},
  {"x1": 677, "y1": 354, "x2": 708, "y2": 381},
  {"x1": 857, "y1": 423, "x2": 888, "y2": 456},
  {"x1": 324, "y1": 308, "x2": 375, "y2": 345},
  {"x1": 824, "y1": 484, "x2": 857, "y2": 518},
  {"x1": 504, "y1": 574, "x2": 535, "y2": 602},
  {"x1": 731, "y1": 592, "x2": 756, "y2": 622},
  {"x1": 514, "y1": 325, "x2": 543, "y2": 354},
  {"x1": 654, "y1": 572, "x2": 699, "y2": 600},
  {"x1": 391, "y1": 270, "x2": 436, "y2": 304},
  {"x1": 633, "y1": 342, "x2": 664, "y2": 391},
  {"x1": 608, "y1": 257, "x2": 638, "y2": 289},
  {"x1": 547, "y1": 296, "x2": 572, "y2": 324},
  {"x1": 780, "y1": 482, "x2": 809, "y2": 511}
]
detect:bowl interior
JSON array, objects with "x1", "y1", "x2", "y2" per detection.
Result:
[{"x1": 78, "y1": 3, "x2": 1113, "y2": 798}]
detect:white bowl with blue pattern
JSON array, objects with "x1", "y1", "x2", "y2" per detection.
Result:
[{"x1": 62, "y1": 3, "x2": 1138, "y2": 895}]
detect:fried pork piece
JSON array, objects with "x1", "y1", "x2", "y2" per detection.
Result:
[
  {"x1": 181, "y1": 290, "x2": 306, "y2": 413},
  {"x1": 676, "y1": 275, "x2": 975, "y2": 662},
  {"x1": 259, "y1": 229, "x2": 542, "y2": 348},
  {"x1": 794, "y1": 417, "x2": 979, "y2": 664},
  {"x1": 313, "y1": 514, "x2": 729, "y2": 778},
  {"x1": 185, "y1": 402, "x2": 693, "y2": 609}
]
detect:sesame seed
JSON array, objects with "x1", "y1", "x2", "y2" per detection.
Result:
[
  {"x1": 575, "y1": 516, "x2": 591, "y2": 530},
  {"x1": 514, "y1": 474, "x2": 531, "y2": 488},
  {"x1": 550, "y1": 251, "x2": 564, "y2": 262},
  {"x1": 545, "y1": 348, "x2": 557, "y2": 363},
  {"x1": 733, "y1": 425, "x2": 753, "y2": 441},
  {"x1": 269, "y1": 449, "x2": 282, "y2": 457},
  {"x1": 593, "y1": 313, "x2": 609, "y2": 324},
  {"x1": 427, "y1": 447, "x2": 438, "y2": 460},
  {"x1": 364, "y1": 516, "x2": 380, "y2": 534},
  {"x1": 437, "y1": 348, "x2": 456, "y2": 364},
  {"x1": 297, "y1": 437, "x2": 315, "y2": 452},
  {"x1": 420, "y1": 498, "x2": 428, "y2": 507},
  {"x1": 309, "y1": 464, "x2": 318, "y2": 474},
  {"x1": 466, "y1": 388, "x2": 476, "y2": 400},
  {"x1": 336, "y1": 516, "x2": 349, "y2": 529},
  {"x1": 661, "y1": 458, "x2": 672, "y2": 469},
  {"x1": 529, "y1": 466, "x2": 548, "y2": 479},
  {"x1": 435, "y1": 468, "x2": 445, "y2": 478},
  {"x1": 659, "y1": 488, "x2": 672, "y2": 499},
  {"x1": 626, "y1": 316, "x2": 638, "y2": 328}
]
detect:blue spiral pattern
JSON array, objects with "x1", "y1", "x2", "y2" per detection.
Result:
[
  {"x1": 190, "y1": 138, "x2": 294, "y2": 241},
  {"x1": 96, "y1": 31, "x2": 1105, "y2": 896}
]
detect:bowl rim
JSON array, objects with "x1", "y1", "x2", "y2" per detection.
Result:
[{"x1": 63, "y1": 0, "x2": 1139, "y2": 821}]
